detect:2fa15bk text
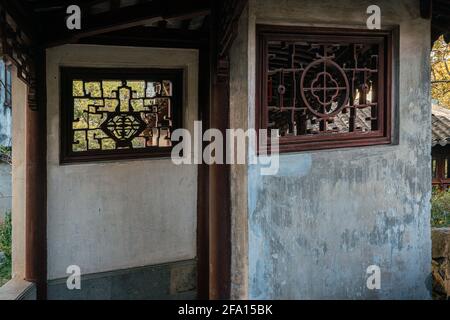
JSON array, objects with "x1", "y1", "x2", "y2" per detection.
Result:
[{"x1": 222, "y1": 304, "x2": 273, "y2": 316}]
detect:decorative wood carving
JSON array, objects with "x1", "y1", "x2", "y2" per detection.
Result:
[
  {"x1": 0, "y1": 6, "x2": 37, "y2": 109},
  {"x1": 60, "y1": 67, "x2": 183, "y2": 163},
  {"x1": 256, "y1": 25, "x2": 394, "y2": 153}
]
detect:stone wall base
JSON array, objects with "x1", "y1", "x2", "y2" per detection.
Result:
[
  {"x1": 47, "y1": 259, "x2": 197, "y2": 300},
  {"x1": 432, "y1": 228, "x2": 450, "y2": 300}
]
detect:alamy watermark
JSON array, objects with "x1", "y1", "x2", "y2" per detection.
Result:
[
  {"x1": 66, "y1": 4, "x2": 382, "y2": 31},
  {"x1": 366, "y1": 265, "x2": 381, "y2": 290},
  {"x1": 66, "y1": 5, "x2": 81, "y2": 30},
  {"x1": 66, "y1": 265, "x2": 81, "y2": 290},
  {"x1": 170, "y1": 122, "x2": 280, "y2": 176},
  {"x1": 366, "y1": 5, "x2": 381, "y2": 30}
]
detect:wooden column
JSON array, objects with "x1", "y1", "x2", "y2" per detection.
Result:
[
  {"x1": 25, "y1": 48, "x2": 47, "y2": 300},
  {"x1": 209, "y1": 61, "x2": 231, "y2": 299},
  {"x1": 197, "y1": 42, "x2": 211, "y2": 299},
  {"x1": 208, "y1": 0, "x2": 248, "y2": 300},
  {"x1": 209, "y1": 37, "x2": 231, "y2": 301},
  {"x1": 208, "y1": 0, "x2": 230, "y2": 299}
]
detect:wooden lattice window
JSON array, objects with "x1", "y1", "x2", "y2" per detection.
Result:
[
  {"x1": 256, "y1": 26, "x2": 393, "y2": 153},
  {"x1": 60, "y1": 67, "x2": 183, "y2": 163}
]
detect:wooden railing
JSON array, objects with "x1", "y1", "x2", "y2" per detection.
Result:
[{"x1": 433, "y1": 179, "x2": 450, "y2": 190}]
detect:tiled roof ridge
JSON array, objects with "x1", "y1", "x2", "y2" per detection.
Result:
[{"x1": 432, "y1": 104, "x2": 450, "y2": 147}]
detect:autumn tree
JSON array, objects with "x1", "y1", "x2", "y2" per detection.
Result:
[{"x1": 431, "y1": 36, "x2": 450, "y2": 107}]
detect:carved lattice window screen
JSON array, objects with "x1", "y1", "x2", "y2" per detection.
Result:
[
  {"x1": 257, "y1": 26, "x2": 393, "y2": 152},
  {"x1": 60, "y1": 68, "x2": 183, "y2": 163}
]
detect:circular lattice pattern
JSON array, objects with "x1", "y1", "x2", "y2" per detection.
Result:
[{"x1": 300, "y1": 58, "x2": 350, "y2": 118}]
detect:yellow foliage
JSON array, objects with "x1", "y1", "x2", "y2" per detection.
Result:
[{"x1": 432, "y1": 36, "x2": 450, "y2": 108}]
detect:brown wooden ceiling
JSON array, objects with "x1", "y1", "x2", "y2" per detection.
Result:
[
  {"x1": 2, "y1": 0, "x2": 450, "y2": 47},
  {"x1": 22, "y1": 0, "x2": 209, "y2": 30},
  {"x1": 432, "y1": 0, "x2": 450, "y2": 43},
  {"x1": 2, "y1": 0, "x2": 211, "y2": 47}
]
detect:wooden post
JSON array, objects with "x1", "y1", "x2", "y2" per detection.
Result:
[
  {"x1": 209, "y1": 65, "x2": 231, "y2": 299},
  {"x1": 197, "y1": 42, "x2": 211, "y2": 299},
  {"x1": 208, "y1": 0, "x2": 248, "y2": 300},
  {"x1": 24, "y1": 48, "x2": 47, "y2": 300}
]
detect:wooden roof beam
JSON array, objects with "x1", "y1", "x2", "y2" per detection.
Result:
[
  {"x1": 44, "y1": 0, "x2": 211, "y2": 47},
  {"x1": 30, "y1": 0, "x2": 107, "y2": 11},
  {"x1": 0, "y1": 0, "x2": 39, "y2": 43},
  {"x1": 78, "y1": 25, "x2": 208, "y2": 49}
]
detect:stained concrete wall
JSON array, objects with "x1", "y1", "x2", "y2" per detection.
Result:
[
  {"x1": 229, "y1": 0, "x2": 432, "y2": 299},
  {"x1": 46, "y1": 45, "x2": 198, "y2": 288}
]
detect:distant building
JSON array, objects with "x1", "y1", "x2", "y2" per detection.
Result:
[
  {"x1": 0, "y1": 59, "x2": 11, "y2": 147},
  {"x1": 432, "y1": 104, "x2": 450, "y2": 189},
  {"x1": 0, "y1": 59, "x2": 12, "y2": 221}
]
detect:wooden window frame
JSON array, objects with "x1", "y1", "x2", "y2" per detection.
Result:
[
  {"x1": 256, "y1": 25, "x2": 394, "y2": 153},
  {"x1": 60, "y1": 67, "x2": 183, "y2": 164}
]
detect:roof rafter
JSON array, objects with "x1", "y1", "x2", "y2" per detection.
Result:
[
  {"x1": 78, "y1": 25, "x2": 208, "y2": 48},
  {"x1": 43, "y1": 0, "x2": 211, "y2": 47}
]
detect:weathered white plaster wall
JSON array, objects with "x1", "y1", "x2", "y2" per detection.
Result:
[
  {"x1": 46, "y1": 45, "x2": 198, "y2": 280},
  {"x1": 230, "y1": 0, "x2": 432, "y2": 299}
]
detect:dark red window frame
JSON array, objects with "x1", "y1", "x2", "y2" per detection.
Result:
[
  {"x1": 256, "y1": 25, "x2": 394, "y2": 153},
  {"x1": 60, "y1": 67, "x2": 183, "y2": 164}
]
